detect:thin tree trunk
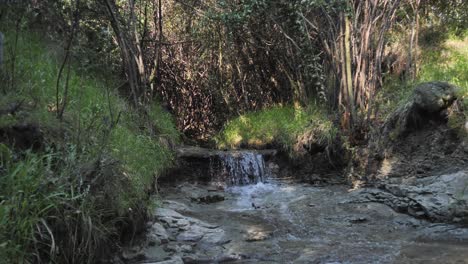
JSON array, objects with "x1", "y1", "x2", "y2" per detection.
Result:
[
  {"x1": 341, "y1": 12, "x2": 355, "y2": 129},
  {"x1": 10, "y1": 16, "x2": 22, "y2": 91},
  {"x1": 56, "y1": 0, "x2": 79, "y2": 120},
  {"x1": 103, "y1": 0, "x2": 141, "y2": 106}
]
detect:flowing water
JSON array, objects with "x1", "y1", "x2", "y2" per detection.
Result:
[
  {"x1": 141, "y1": 151, "x2": 468, "y2": 263},
  {"x1": 210, "y1": 151, "x2": 270, "y2": 186}
]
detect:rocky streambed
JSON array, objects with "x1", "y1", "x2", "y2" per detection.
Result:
[
  {"x1": 117, "y1": 177, "x2": 468, "y2": 264},
  {"x1": 113, "y1": 82, "x2": 468, "y2": 264}
]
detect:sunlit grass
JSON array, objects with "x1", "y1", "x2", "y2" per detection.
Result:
[
  {"x1": 215, "y1": 104, "x2": 335, "y2": 153},
  {"x1": 379, "y1": 34, "x2": 468, "y2": 118},
  {"x1": 378, "y1": 34, "x2": 468, "y2": 139},
  {"x1": 419, "y1": 35, "x2": 468, "y2": 96},
  {"x1": 419, "y1": 35, "x2": 468, "y2": 136}
]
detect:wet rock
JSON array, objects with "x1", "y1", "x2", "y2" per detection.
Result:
[
  {"x1": 135, "y1": 181, "x2": 468, "y2": 264},
  {"x1": 164, "y1": 243, "x2": 194, "y2": 254},
  {"x1": 191, "y1": 192, "x2": 225, "y2": 204},
  {"x1": 155, "y1": 208, "x2": 200, "y2": 232},
  {"x1": 177, "y1": 228, "x2": 205, "y2": 242},
  {"x1": 190, "y1": 219, "x2": 219, "y2": 229},
  {"x1": 352, "y1": 171, "x2": 468, "y2": 222},
  {"x1": 174, "y1": 218, "x2": 190, "y2": 228},
  {"x1": 349, "y1": 188, "x2": 415, "y2": 213},
  {"x1": 148, "y1": 256, "x2": 184, "y2": 264},
  {"x1": 267, "y1": 162, "x2": 280, "y2": 174},
  {"x1": 180, "y1": 244, "x2": 193, "y2": 253},
  {"x1": 349, "y1": 216, "x2": 368, "y2": 224},
  {"x1": 200, "y1": 229, "x2": 228, "y2": 245},
  {"x1": 178, "y1": 184, "x2": 225, "y2": 204},
  {"x1": 156, "y1": 208, "x2": 185, "y2": 220},
  {"x1": 163, "y1": 200, "x2": 192, "y2": 213},
  {"x1": 142, "y1": 246, "x2": 170, "y2": 262},
  {"x1": 388, "y1": 170, "x2": 468, "y2": 221},
  {"x1": 176, "y1": 222, "x2": 226, "y2": 244},
  {"x1": 245, "y1": 230, "x2": 272, "y2": 242},
  {"x1": 148, "y1": 222, "x2": 169, "y2": 244},
  {"x1": 121, "y1": 247, "x2": 145, "y2": 262},
  {"x1": 182, "y1": 254, "x2": 246, "y2": 264}
]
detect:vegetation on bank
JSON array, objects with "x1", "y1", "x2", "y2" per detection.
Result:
[
  {"x1": 0, "y1": 0, "x2": 466, "y2": 262},
  {"x1": 217, "y1": 33, "x2": 468, "y2": 152},
  {"x1": 419, "y1": 35, "x2": 468, "y2": 136},
  {"x1": 215, "y1": 104, "x2": 336, "y2": 154},
  {"x1": 376, "y1": 33, "x2": 468, "y2": 137},
  {"x1": 0, "y1": 32, "x2": 178, "y2": 262},
  {"x1": 418, "y1": 35, "x2": 468, "y2": 104}
]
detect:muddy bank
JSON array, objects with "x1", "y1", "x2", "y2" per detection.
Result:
[{"x1": 117, "y1": 180, "x2": 468, "y2": 264}]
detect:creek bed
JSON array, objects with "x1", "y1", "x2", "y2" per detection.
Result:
[
  {"x1": 119, "y1": 179, "x2": 468, "y2": 264},
  {"x1": 120, "y1": 150, "x2": 468, "y2": 264}
]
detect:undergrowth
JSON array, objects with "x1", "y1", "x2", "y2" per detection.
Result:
[
  {"x1": 0, "y1": 31, "x2": 179, "y2": 263},
  {"x1": 379, "y1": 34, "x2": 468, "y2": 128},
  {"x1": 418, "y1": 35, "x2": 468, "y2": 106},
  {"x1": 419, "y1": 35, "x2": 468, "y2": 137},
  {"x1": 215, "y1": 104, "x2": 336, "y2": 154}
]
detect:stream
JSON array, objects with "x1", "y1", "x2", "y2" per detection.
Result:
[{"x1": 121, "y1": 150, "x2": 468, "y2": 264}]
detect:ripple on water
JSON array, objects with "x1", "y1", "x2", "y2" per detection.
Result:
[
  {"x1": 225, "y1": 181, "x2": 314, "y2": 212},
  {"x1": 226, "y1": 182, "x2": 278, "y2": 211}
]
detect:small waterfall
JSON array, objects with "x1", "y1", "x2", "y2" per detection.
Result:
[{"x1": 217, "y1": 152, "x2": 269, "y2": 186}]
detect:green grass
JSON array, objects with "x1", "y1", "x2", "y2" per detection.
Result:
[
  {"x1": 215, "y1": 104, "x2": 336, "y2": 153},
  {"x1": 379, "y1": 35, "x2": 468, "y2": 121},
  {"x1": 418, "y1": 35, "x2": 468, "y2": 107},
  {"x1": 0, "y1": 148, "x2": 60, "y2": 262},
  {"x1": 418, "y1": 35, "x2": 468, "y2": 136},
  {"x1": 0, "y1": 31, "x2": 179, "y2": 262}
]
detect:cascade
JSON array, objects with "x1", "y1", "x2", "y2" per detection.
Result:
[{"x1": 215, "y1": 151, "x2": 269, "y2": 186}]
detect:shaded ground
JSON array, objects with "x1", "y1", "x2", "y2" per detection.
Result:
[{"x1": 120, "y1": 178, "x2": 468, "y2": 264}]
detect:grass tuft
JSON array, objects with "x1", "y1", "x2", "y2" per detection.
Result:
[{"x1": 215, "y1": 104, "x2": 336, "y2": 154}]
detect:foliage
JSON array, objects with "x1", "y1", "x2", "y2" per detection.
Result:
[
  {"x1": 215, "y1": 104, "x2": 335, "y2": 153},
  {"x1": 423, "y1": 0, "x2": 468, "y2": 37},
  {"x1": 418, "y1": 35, "x2": 468, "y2": 103},
  {"x1": 0, "y1": 30, "x2": 178, "y2": 262},
  {"x1": 0, "y1": 149, "x2": 57, "y2": 262},
  {"x1": 0, "y1": 147, "x2": 117, "y2": 263},
  {"x1": 375, "y1": 78, "x2": 414, "y2": 120},
  {"x1": 378, "y1": 34, "x2": 468, "y2": 137},
  {"x1": 418, "y1": 35, "x2": 468, "y2": 136}
]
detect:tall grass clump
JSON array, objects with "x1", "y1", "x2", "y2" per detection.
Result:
[
  {"x1": 0, "y1": 30, "x2": 179, "y2": 262},
  {"x1": 0, "y1": 146, "x2": 61, "y2": 262},
  {"x1": 215, "y1": 104, "x2": 336, "y2": 154}
]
